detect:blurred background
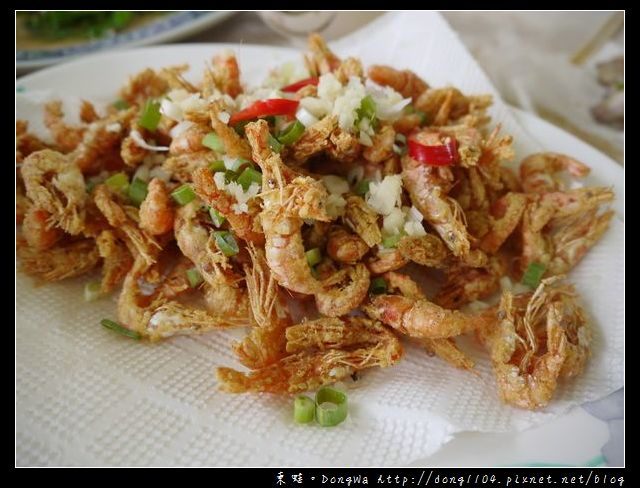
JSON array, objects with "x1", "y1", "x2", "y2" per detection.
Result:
[{"x1": 17, "y1": 11, "x2": 624, "y2": 163}]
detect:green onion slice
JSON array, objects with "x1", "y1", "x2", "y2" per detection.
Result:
[
  {"x1": 224, "y1": 170, "x2": 239, "y2": 184},
  {"x1": 236, "y1": 167, "x2": 263, "y2": 191},
  {"x1": 294, "y1": 395, "x2": 316, "y2": 424},
  {"x1": 213, "y1": 230, "x2": 239, "y2": 257},
  {"x1": 315, "y1": 387, "x2": 348, "y2": 427},
  {"x1": 268, "y1": 133, "x2": 283, "y2": 153},
  {"x1": 202, "y1": 132, "x2": 225, "y2": 153},
  {"x1": 357, "y1": 95, "x2": 377, "y2": 123},
  {"x1": 85, "y1": 179, "x2": 98, "y2": 194},
  {"x1": 354, "y1": 179, "x2": 370, "y2": 196},
  {"x1": 209, "y1": 160, "x2": 226, "y2": 173},
  {"x1": 209, "y1": 207, "x2": 226, "y2": 227},
  {"x1": 171, "y1": 184, "x2": 196, "y2": 206},
  {"x1": 113, "y1": 99, "x2": 130, "y2": 110},
  {"x1": 416, "y1": 110, "x2": 428, "y2": 126},
  {"x1": 101, "y1": 319, "x2": 141, "y2": 340},
  {"x1": 522, "y1": 262, "x2": 546, "y2": 288},
  {"x1": 278, "y1": 120, "x2": 305, "y2": 145},
  {"x1": 186, "y1": 268, "x2": 204, "y2": 288},
  {"x1": 370, "y1": 277, "x2": 388, "y2": 295},
  {"x1": 84, "y1": 281, "x2": 103, "y2": 302},
  {"x1": 138, "y1": 99, "x2": 162, "y2": 131},
  {"x1": 105, "y1": 172, "x2": 129, "y2": 193},
  {"x1": 128, "y1": 177, "x2": 148, "y2": 207},
  {"x1": 305, "y1": 248, "x2": 322, "y2": 267},
  {"x1": 382, "y1": 233, "x2": 403, "y2": 249}
]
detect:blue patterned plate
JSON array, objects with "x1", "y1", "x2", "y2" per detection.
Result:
[{"x1": 16, "y1": 11, "x2": 236, "y2": 73}]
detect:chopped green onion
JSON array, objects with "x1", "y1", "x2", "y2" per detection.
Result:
[
  {"x1": 404, "y1": 105, "x2": 428, "y2": 125},
  {"x1": 209, "y1": 160, "x2": 226, "y2": 173},
  {"x1": 416, "y1": 110, "x2": 428, "y2": 125},
  {"x1": 186, "y1": 268, "x2": 204, "y2": 288},
  {"x1": 370, "y1": 277, "x2": 388, "y2": 295},
  {"x1": 113, "y1": 99, "x2": 130, "y2": 110},
  {"x1": 128, "y1": 177, "x2": 148, "y2": 207},
  {"x1": 202, "y1": 132, "x2": 225, "y2": 153},
  {"x1": 382, "y1": 233, "x2": 403, "y2": 249},
  {"x1": 224, "y1": 170, "x2": 239, "y2": 184},
  {"x1": 268, "y1": 133, "x2": 283, "y2": 153},
  {"x1": 522, "y1": 262, "x2": 546, "y2": 288},
  {"x1": 171, "y1": 184, "x2": 196, "y2": 206},
  {"x1": 294, "y1": 395, "x2": 316, "y2": 424},
  {"x1": 105, "y1": 172, "x2": 129, "y2": 193},
  {"x1": 213, "y1": 230, "x2": 239, "y2": 257},
  {"x1": 84, "y1": 281, "x2": 103, "y2": 302},
  {"x1": 209, "y1": 207, "x2": 226, "y2": 227},
  {"x1": 357, "y1": 95, "x2": 377, "y2": 122},
  {"x1": 305, "y1": 248, "x2": 322, "y2": 267},
  {"x1": 85, "y1": 180, "x2": 98, "y2": 194},
  {"x1": 236, "y1": 167, "x2": 263, "y2": 191},
  {"x1": 233, "y1": 120, "x2": 250, "y2": 136},
  {"x1": 101, "y1": 319, "x2": 141, "y2": 340},
  {"x1": 354, "y1": 179, "x2": 370, "y2": 196},
  {"x1": 315, "y1": 387, "x2": 348, "y2": 427},
  {"x1": 310, "y1": 266, "x2": 320, "y2": 279},
  {"x1": 138, "y1": 99, "x2": 161, "y2": 131},
  {"x1": 278, "y1": 120, "x2": 305, "y2": 145}
]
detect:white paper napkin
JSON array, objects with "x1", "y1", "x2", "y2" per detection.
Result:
[{"x1": 16, "y1": 12, "x2": 623, "y2": 466}]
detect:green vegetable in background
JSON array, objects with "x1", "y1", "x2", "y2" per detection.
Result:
[{"x1": 20, "y1": 11, "x2": 156, "y2": 40}]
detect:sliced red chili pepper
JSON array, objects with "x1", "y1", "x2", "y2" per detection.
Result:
[
  {"x1": 281, "y1": 77, "x2": 320, "y2": 93},
  {"x1": 407, "y1": 138, "x2": 460, "y2": 166},
  {"x1": 228, "y1": 99, "x2": 299, "y2": 126}
]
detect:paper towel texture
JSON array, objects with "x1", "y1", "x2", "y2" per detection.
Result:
[{"x1": 16, "y1": 12, "x2": 623, "y2": 466}]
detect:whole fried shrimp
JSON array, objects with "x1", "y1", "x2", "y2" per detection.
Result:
[
  {"x1": 139, "y1": 178, "x2": 175, "y2": 236},
  {"x1": 367, "y1": 65, "x2": 429, "y2": 101},
  {"x1": 22, "y1": 208, "x2": 64, "y2": 251},
  {"x1": 326, "y1": 225, "x2": 369, "y2": 264},
  {"x1": 21, "y1": 149, "x2": 87, "y2": 235},
  {"x1": 520, "y1": 152, "x2": 590, "y2": 194},
  {"x1": 315, "y1": 263, "x2": 370, "y2": 317}
]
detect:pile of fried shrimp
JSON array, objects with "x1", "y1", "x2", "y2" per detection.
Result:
[{"x1": 16, "y1": 35, "x2": 615, "y2": 410}]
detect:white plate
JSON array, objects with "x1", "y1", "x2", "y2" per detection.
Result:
[
  {"x1": 16, "y1": 12, "x2": 236, "y2": 73},
  {"x1": 16, "y1": 44, "x2": 623, "y2": 467}
]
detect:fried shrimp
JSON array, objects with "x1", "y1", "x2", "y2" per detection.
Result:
[
  {"x1": 367, "y1": 65, "x2": 429, "y2": 101},
  {"x1": 245, "y1": 120, "x2": 331, "y2": 295},
  {"x1": 381, "y1": 271, "x2": 475, "y2": 370},
  {"x1": 326, "y1": 225, "x2": 369, "y2": 264},
  {"x1": 477, "y1": 277, "x2": 587, "y2": 409},
  {"x1": 315, "y1": 263, "x2": 370, "y2": 317},
  {"x1": 233, "y1": 244, "x2": 291, "y2": 369},
  {"x1": 520, "y1": 152, "x2": 590, "y2": 194},
  {"x1": 16, "y1": 33, "x2": 615, "y2": 410},
  {"x1": 139, "y1": 178, "x2": 175, "y2": 236},
  {"x1": 397, "y1": 234, "x2": 449, "y2": 268},
  {"x1": 93, "y1": 184, "x2": 161, "y2": 265},
  {"x1": 18, "y1": 239, "x2": 100, "y2": 282},
  {"x1": 22, "y1": 208, "x2": 64, "y2": 250},
  {"x1": 96, "y1": 229, "x2": 133, "y2": 293},
  {"x1": 364, "y1": 291, "x2": 494, "y2": 339},
  {"x1": 218, "y1": 316, "x2": 402, "y2": 394},
  {"x1": 21, "y1": 149, "x2": 87, "y2": 235},
  {"x1": 343, "y1": 195, "x2": 382, "y2": 247}
]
